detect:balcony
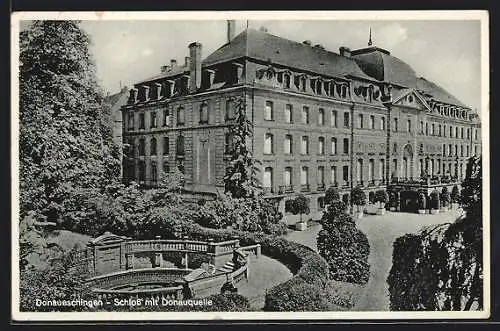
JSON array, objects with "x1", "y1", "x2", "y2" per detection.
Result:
[
  {"x1": 317, "y1": 183, "x2": 326, "y2": 191},
  {"x1": 300, "y1": 184, "x2": 310, "y2": 192}
]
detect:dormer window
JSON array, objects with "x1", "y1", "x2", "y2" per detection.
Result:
[
  {"x1": 316, "y1": 80, "x2": 322, "y2": 95},
  {"x1": 300, "y1": 76, "x2": 307, "y2": 92},
  {"x1": 284, "y1": 73, "x2": 291, "y2": 89}
]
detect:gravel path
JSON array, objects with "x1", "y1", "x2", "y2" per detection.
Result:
[{"x1": 283, "y1": 209, "x2": 464, "y2": 311}]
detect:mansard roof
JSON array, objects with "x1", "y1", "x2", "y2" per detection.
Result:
[
  {"x1": 352, "y1": 46, "x2": 468, "y2": 108},
  {"x1": 204, "y1": 28, "x2": 374, "y2": 81}
]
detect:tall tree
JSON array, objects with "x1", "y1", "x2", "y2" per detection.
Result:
[
  {"x1": 19, "y1": 21, "x2": 120, "y2": 225},
  {"x1": 223, "y1": 97, "x2": 261, "y2": 198}
]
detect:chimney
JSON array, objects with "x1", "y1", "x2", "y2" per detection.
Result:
[
  {"x1": 227, "y1": 20, "x2": 235, "y2": 43},
  {"x1": 160, "y1": 65, "x2": 170, "y2": 73},
  {"x1": 184, "y1": 56, "x2": 190, "y2": 67},
  {"x1": 188, "y1": 42, "x2": 202, "y2": 93},
  {"x1": 339, "y1": 46, "x2": 351, "y2": 57},
  {"x1": 170, "y1": 59, "x2": 177, "y2": 70},
  {"x1": 302, "y1": 40, "x2": 312, "y2": 46}
]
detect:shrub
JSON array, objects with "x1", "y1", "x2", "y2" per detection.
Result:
[
  {"x1": 194, "y1": 194, "x2": 287, "y2": 235},
  {"x1": 182, "y1": 223, "x2": 331, "y2": 311},
  {"x1": 350, "y1": 186, "x2": 367, "y2": 206},
  {"x1": 418, "y1": 193, "x2": 427, "y2": 210},
  {"x1": 324, "y1": 187, "x2": 340, "y2": 205},
  {"x1": 317, "y1": 201, "x2": 370, "y2": 284}
]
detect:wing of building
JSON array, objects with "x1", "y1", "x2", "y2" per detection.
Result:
[{"x1": 121, "y1": 22, "x2": 481, "y2": 214}]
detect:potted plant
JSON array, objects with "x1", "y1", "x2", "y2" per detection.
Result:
[
  {"x1": 451, "y1": 185, "x2": 460, "y2": 209},
  {"x1": 351, "y1": 186, "x2": 367, "y2": 219},
  {"x1": 289, "y1": 194, "x2": 310, "y2": 231},
  {"x1": 417, "y1": 192, "x2": 427, "y2": 214},
  {"x1": 430, "y1": 190, "x2": 440, "y2": 214},
  {"x1": 440, "y1": 187, "x2": 451, "y2": 212},
  {"x1": 374, "y1": 190, "x2": 388, "y2": 215}
]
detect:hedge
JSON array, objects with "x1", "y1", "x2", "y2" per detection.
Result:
[{"x1": 183, "y1": 223, "x2": 330, "y2": 311}]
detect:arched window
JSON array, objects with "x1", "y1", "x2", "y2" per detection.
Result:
[
  {"x1": 301, "y1": 136, "x2": 309, "y2": 154},
  {"x1": 318, "y1": 166, "x2": 325, "y2": 186},
  {"x1": 264, "y1": 101, "x2": 274, "y2": 121},
  {"x1": 318, "y1": 108, "x2": 325, "y2": 125},
  {"x1": 150, "y1": 137, "x2": 157, "y2": 155},
  {"x1": 200, "y1": 102, "x2": 209, "y2": 124},
  {"x1": 163, "y1": 161, "x2": 170, "y2": 174},
  {"x1": 343, "y1": 138, "x2": 349, "y2": 154},
  {"x1": 368, "y1": 159, "x2": 374, "y2": 182},
  {"x1": 264, "y1": 133, "x2": 274, "y2": 154},
  {"x1": 284, "y1": 73, "x2": 291, "y2": 89},
  {"x1": 301, "y1": 166, "x2": 309, "y2": 185},
  {"x1": 176, "y1": 134, "x2": 185, "y2": 155}
]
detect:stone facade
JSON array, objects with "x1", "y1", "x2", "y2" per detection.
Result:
[{"x1": 122, "y1": 25, "x2": 482, "y2": 213}]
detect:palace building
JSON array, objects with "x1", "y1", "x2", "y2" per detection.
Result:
[{"x1": 121, "y1": 21, "x2": 481, "y2": 213}]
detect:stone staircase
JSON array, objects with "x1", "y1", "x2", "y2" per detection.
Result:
[{"x1": 218, "y1": 261, "x2": 235, "y2": 273}]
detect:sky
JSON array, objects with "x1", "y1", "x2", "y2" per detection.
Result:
[{"x1": 76, "y1": 19, "x2": 481, "y2": 110}]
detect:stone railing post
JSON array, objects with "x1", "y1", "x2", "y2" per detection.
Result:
[
  {"x1": 183, "y1": 236, "x2": 189, "y2": 269},
  {"x1": 255, "y1": 243, "x2": 261, "y2": 257},
  {"x1": 126, "y1": 253, "x2": 135, "y2": 270},
  {"x1": 232, "y1": 235, "x2": 240, "y2": 249},
  {"x1": 207, "y1": 238, "x2": 216, "y2": 265}
]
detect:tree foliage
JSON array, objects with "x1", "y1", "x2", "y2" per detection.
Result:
[
  {"x1": 324, "y1": 187, "x2": 340, "y2": 205},
  {"x1": 317, "y1": 200, "x2": 370, "y2": 284},
  {"x1": 19, "y1": 21, "x2": 120, "y2": 225},
  {"x1": 287, "y1": 194, "x2": 310, "y2": 222},
  {"x1": 350, "y1": 186, "x2": 366, "y2": 206},
  {"x1": 388, "y1": 156, "x2": 483, "y2": 311},
  {"x1": 374, "y1": 190, "x2": 388, "y2": 207},
  {"x1": 223, "y1": 97, "x2": 261, "y2": 198}
]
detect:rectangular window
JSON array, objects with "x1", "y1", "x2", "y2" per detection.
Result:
[
  {"x1": 284, "y1": 135, "x2": 293, "y2": 154},
  {"x1": 426, "y1": 123, "x2": 429, "y2": 135},
  {"x1": 343, "y1": 138, "x2": 349, "y2": 154},
  {"x1": 318, "y1": 137, "x2": 325, "y2": 155},
  {"x1": 226, "y1": 99, "x2": 235, "y2": 121},
  {"x1": 331, "y1": 110, "x2": 338, "y2": 127},
  {"x1": 128, "y1": 113, "x2": 135, "y2": 130},
  {"x1": 176, "y1": 107, "x2": 185, "y2": 126},
  {"x1": 455, "y1": 126, "x2": 459, "y2": 138},
  {"x1": 301, "y1": 136, "x2": 309, "y2": 154},
  {"x1": 343, "y1": 165, "x2": 349, "y2": 183},
  {"x1": 420, "y1": 121, "x2": 424, "y2": 134},
  {"x1": 461, "y1": 127, "x2": 464, "y2": 139},
  {"x1": 302, "y1": 106, "x2": 309, "y2": 124},
  {"x1": 263, "y1": 167, "x2": 273, "y2": 188},
  {"x1": 330, "y1": 166, "x2": 337, "y2": 185},
  {"x1": 344, "y1": 112, "x2": 350, "y2": 128},
  {"x1": 318, "y1": 108, "x2": 325, "y2": 125},
  {"x1": 466, "y1": 145, "x2": 470, "y2": 157},
  {"x1": 318, "y1": 166, "x2": 325, "y2": 184},
  {"x1": 139, "y1": 113, "x2": 145, "y2": 129},
  {"x1": 475, "y1": 129, "x2": 478, "y2": 140},
  {"x1": 449, "y1": 144, "x2": 452, "y2": 156},
  {"x1": 368, "y1": 159, "x2": 374, "y2": 181},
  {"x1": 358, "y1": 114, "x2": 364, "y2": 129},
  {"x1": 370, "y1": 115, "x2": 375, "y2": 130},
  {"x1": 450, "y1": 126, "x2": 453, "y2": 137},
  {"x1": 431, "y1": 123, "x2": 435, "y2": 136},
  {"x1": 284, "y1": 167, "x2": 292, "y2": 186},
  {"x1": 443, "y1": 125, "x2": 447, "y2": 137},
  {"x1": 151, "y1": 111, "x2": 157, "y2": 128},
  {"x1": 300, "y1": 166, "x2": 309, "y2": 185},
  {"x1": 357, "y1": 159, "x2": 363, "y2": 182},
  {"x1": 285, "y1": 104, "x2": 293, "y2": 123},
  {"x1": 407, "y1": 119, "x2": 411, "y2": 132},
  {"x1": 264, "y1": 133, "x2": 274, "y2": 154},
  {"x1": 379, "y1": 159, "x2": 385, "y2": 180},
  {"x1": 331, "y1": 137, "x2": 337, "y2": 155},
  {"x1": 163, "y1": 109, "x2": 170, "y2": 126},
  {"x1": 392, "y1": 159, "x2": 398, "y2": 178},
  {"x1": 163, "y1": 137, "x2": 169, "y2": 154},
  {"x1": 443, "y1": 143, "x2": 446, "y2": 157},
  {"x1": 381, "y1": 117, "x2": 386, "y2": 131},
  {"x1": 393, "y1": 118, "x2": 398, "y2": 132},
  {"x1": 264, "y1": 101, "x2": 274, "y2": 121}
]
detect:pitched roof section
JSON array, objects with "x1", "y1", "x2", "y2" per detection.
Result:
[
  {"x1": 204, "y1": 29, "x2": 375, "y2": 81},
  {"x1": 416, "y1": 77, "x2": 467, "y2": 108}
]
